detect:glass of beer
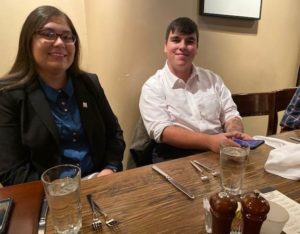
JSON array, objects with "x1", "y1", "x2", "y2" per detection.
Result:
[{"x1": 41, "y1": 164, "x2": 82, "y2": 234}]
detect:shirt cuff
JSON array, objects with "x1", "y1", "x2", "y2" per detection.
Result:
[{"x1": 105, "y1": 163, "x2": 119, "y2": 173}]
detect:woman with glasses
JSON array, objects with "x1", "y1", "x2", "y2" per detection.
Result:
[{"x1": 0, "y1": 5, "x2": 125, "y2": 186}]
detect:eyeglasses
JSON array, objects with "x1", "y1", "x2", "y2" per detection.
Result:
[{"x1": 36, "y1": 29, "x2": 76, "y2": 44}]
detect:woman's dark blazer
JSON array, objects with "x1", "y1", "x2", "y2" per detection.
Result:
[{"x1": 0, "y1": 72, "x2": 125, "y2": 186}]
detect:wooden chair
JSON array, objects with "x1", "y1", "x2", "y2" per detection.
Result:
[
  {"x1": 232, "y1": 91, "x2": 276, "y2": 135},
  {"x1": 297, "y1": 65, "x2": 300, "y2": 86},
  {"x1": 274, "y1": 87, "x2": 297, "y2": 132}
]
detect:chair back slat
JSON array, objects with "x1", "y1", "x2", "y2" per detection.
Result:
[
  {"x1": 275, "y1": 87, "x2": 297, "y2": 111},
  {"x1": 232, "y1": 92, "x2": 276, "y2": 135},
  {"x1": 232, "y1": 87, "x2": 297, "y2": 135},
  {"x1": 297, "y1": 65, "x2": 300, "y2": 86},
  {"x1": 273, "y1": 87, "x2": 297, "y2": 132}
]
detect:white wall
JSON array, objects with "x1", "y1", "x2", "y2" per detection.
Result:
[{"x1": 0, "y1": 0, "x2": 88, "y2": 74}]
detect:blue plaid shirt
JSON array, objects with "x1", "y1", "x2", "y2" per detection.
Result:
[{"x1": 280, "y1": 87, "x2": 300, "y2": 129}]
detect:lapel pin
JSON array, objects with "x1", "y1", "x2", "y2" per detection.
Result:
[{"x1": 83, "y1": 102, "x2": 88, "y2": 108}]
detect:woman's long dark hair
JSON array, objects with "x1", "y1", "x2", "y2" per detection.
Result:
[{"x1": 0, "y1": 5, "x2": 82, "y2": 91}]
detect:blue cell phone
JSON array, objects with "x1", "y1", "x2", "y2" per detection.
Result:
[{"x1": 234, "y1": 139, "x2": 265, "y2": 150}]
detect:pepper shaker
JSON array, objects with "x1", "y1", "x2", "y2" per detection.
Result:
[
  {"x1": 241, "y1": 191, "x2": 270, "y2": 234},
  {"x1": 209, "y1": 191, "x2": 238, "y2": 234}
]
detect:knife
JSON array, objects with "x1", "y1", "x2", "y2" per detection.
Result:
[
  {"x1": 152, "y1": 165, "x2": 195, "y2": 199},
  {"x1": 289, "y1": 136, "x2": 300, "y2": 143},
  {"x1": 38, "y1": 198, "x2": 48, "y2": 234}
]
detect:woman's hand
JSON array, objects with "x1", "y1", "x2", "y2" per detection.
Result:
[{"x1": 97, "y1": 168, "x2": 114, "y2": 177}]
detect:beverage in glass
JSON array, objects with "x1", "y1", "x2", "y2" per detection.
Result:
[
  {"x1": 41, "y1": 164, "x2": 82, "y2": 234},
  {"x1": 220, "y1": 140, "x2": 250, "y2": 195}
]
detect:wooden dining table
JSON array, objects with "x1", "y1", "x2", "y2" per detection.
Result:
[
  {"x1": 1, "y1": 130, "x2": 300, "y2": 234},
  {"x1": 46, "y1": 130, "x2": 300, "y2": 233}
]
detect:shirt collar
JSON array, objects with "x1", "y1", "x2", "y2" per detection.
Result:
[
  {"x1": 164, "y1": 61, "x2": 198, "y2": 88},
  {"x1": 39, "y1": 78, "x2": 74, "y2": 103}
]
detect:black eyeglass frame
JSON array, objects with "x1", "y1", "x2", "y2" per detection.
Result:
[{"x1": 35, "y1": 29, "x2": 77, "y2": 44}]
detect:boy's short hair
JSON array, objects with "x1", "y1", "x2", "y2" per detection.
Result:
[{"x1": 165, "y1": 17, "x2": 199, "y2": 44}]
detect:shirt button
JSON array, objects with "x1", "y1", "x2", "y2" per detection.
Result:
[
  {"x1": 61, "y1": 101, "x2": 66, "y2": 106},
  {"x1": 64, "y1": 108, "x2": 68, "y2": 112},
  {"x1": 73, "y1": 132, "x2": 77, "y2": 136},
  {"x1": 73, "y1": 138, "x2": 77, "y2": 142}
]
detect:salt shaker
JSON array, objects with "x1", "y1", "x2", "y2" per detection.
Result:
[
  {"x1": 209, "y1": 191, "x2": 238, "y2": 234},
  {"x1": 241, "y1": 191, "x2": 270, "y2": 234}
]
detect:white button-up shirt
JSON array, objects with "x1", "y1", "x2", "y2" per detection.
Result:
[{"x1": 139, "y1": 62, "x2": 240, "y2": 142}]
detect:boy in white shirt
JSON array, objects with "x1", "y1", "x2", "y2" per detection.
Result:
[{"x1": 139, "y1": 17, "x2": 251, "y2": 161}]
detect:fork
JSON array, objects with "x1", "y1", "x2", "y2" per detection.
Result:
[
  {"x1": 192, "y1": 160, "x2": 220, "y2": 177},
  {"x1": 93, "y1": 201, "x2": 120, "y2": 231},
  {"x1": 230, "y1": 202, "x2": 242, "y2": 234},
  {"x1": 86, "y1": 194, "x2": 102, "y2": 231},
  {"x1": 190, "y1": 161, "x2": 209, "y2": 182}
]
